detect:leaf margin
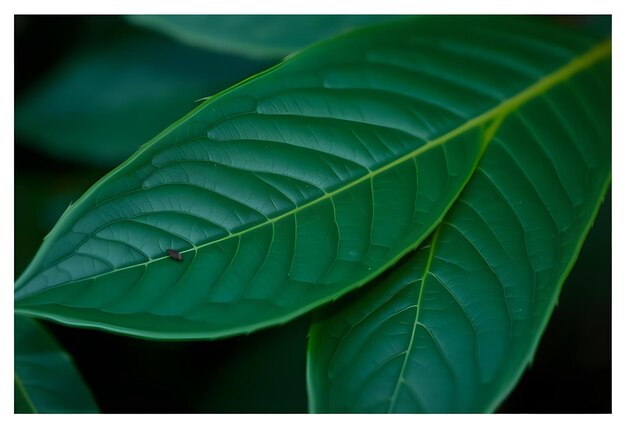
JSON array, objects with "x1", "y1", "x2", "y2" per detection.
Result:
[
  {"x1": 14, "y1": 20, "x2": 612, "y2": 340},
  {"x1": 305, "y1": 43, "x2": 612, "y2": 412}
]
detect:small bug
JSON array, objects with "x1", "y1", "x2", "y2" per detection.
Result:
[{"x1": 166, "y1": 249, "x2": 183, "y2": 261}]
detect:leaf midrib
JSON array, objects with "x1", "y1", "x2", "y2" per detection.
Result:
[
  {"x1": 387, "y1": 227, "x2": 442, "y2": 413},
  {"x1": 308, "y1": 37, "x2": 611, "y2": 413},
  {"x1": 382, "y1": 40, "x2": 611, "y2": 414},
  {"x1": 15, "y1": 39, "x2": 611, "y2": 296}
]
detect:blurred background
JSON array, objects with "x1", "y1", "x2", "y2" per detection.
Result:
[{"x1": 14, "y1": 15, "x2": 611, "y2": 413}]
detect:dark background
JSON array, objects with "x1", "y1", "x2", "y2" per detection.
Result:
[{"x1": 14, "y1": 15, "x2": 611, "y2": 413}]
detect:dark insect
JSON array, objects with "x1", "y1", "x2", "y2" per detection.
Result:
[{"x1": 166, "y1": 249, "x2": 183, "y2": 261}]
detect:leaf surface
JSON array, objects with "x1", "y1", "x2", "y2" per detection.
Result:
[
  {"x1": 14, "y1": 316, "x2": 99, "y2": 413},
  {"x1": 15, "y1": 17, "x2": 607, "y2": 340},
  {"x1": 127, "y1": 15, "x2": 402, "y2": 59},
  {"x1": 307, "y1": 36, "x2": 611, "y2": 412}
]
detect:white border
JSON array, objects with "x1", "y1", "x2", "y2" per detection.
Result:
[
  {"x1": 1, "y1": 0, "x2": 622, "y2": 14},
  {"x1": 3, "y1": 1, "x2": 623, "y2": 426}
]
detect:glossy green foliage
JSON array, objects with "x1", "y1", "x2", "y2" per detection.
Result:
[
  {"x1": 15, "y1": 22, "x2": 270, "y2": 167},
  {"x1": 15, "y1": 16, "x2": 495, "y2": 338},
  {"x1": 127, "y1": 15, "x2": 401, "y2": 59},
  {"x1": 14, "y1": 16, "x2": 610, "y2": 350},
  {"x1": 307, "y1": 41, "x2": 611, "y2": 413},
  {"x1": 14, "y1": 316, "x2": 99, "y2": 413}
]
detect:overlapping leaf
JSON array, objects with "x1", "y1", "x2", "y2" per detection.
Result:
[
  {"x1": 307, "y1": 45, "x2": 611, "y2": 412},
  {"x1": 15, "y1": 23, "x2": 270, "y2": 166},
  {"x1": 14, "y1": 316, "x2": 99, "y2": 413},
  {"x1": 15, "y1": 17, "x2": 608, "y2": 342}
]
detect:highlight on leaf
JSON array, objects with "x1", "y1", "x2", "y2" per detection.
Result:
[{"x1": 14, "y1": 15, "x2": 610, "y2": 413}]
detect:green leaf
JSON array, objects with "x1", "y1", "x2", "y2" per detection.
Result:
[
  {"x1": 15, "y1": 24, "x2": 271, "y2": 167},
  {"x1": 306, "y1": 37, "x2": 611, "y2": 412},
  {"x1": 127, "y1": 15, "x2": 402, "y2": 59},
  {"x1": 15, "y1": 17, "x2": 608, "y2": 340},
  {"x1": 14, "y1": 316, "x2": 99, "y2": 413}
]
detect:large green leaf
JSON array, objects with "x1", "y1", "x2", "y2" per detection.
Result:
[
  {"x1": 307, "y1": 41, "x2": 611, "y2": 412},
  {"x1": 127, "y1": 15, "x2": 401, "y2": 59},
  {"x1": 15, "y1": 22, "x2": 270, "y2": 167},
  {"x1": 15, "y1": 17, "x2": 608, "y2": 340},
  {"x1": 14, "y1": 316, "x2": 99, "y2": 413}
]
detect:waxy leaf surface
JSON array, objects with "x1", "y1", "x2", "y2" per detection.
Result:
[
  {"x1": 15, "y1": 17, "x2": 609, "y2": 342},
  {"x1": 307, "y1": 23, "x2": 611, "y2": 413}
]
